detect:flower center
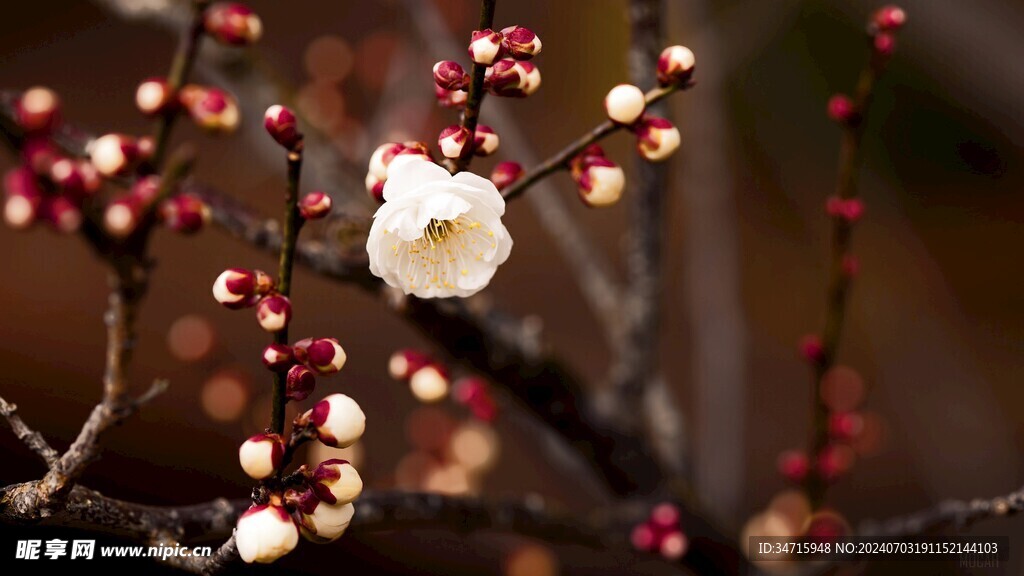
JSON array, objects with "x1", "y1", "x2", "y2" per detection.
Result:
[{"x1": 424, "y1": 218, "x2": 456, "y2": 245}]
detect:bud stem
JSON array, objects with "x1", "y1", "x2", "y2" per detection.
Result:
[{"x1": 270, "y1": 149, "x2": 305, "y2": 434}]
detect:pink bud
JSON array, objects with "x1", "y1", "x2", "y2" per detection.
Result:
[
  {"x1": 304, "y1": 337, "x2": 347, "y2": 375},
  {"x1": 604, "y1": 84, "x2": 646, "y2": 125},
  {"x1": 816, "y1": 444, "x2": 854, "y2": 482},
  {"x1": 500, "y1": 26, "x2": 542, "y2": 60},
  {"x1": 826, "y1": 94, "x2": 857, "y2": 124},
  {"x1": 103, "y1": 197, "x2": 140, "y2": 238},
  {"x1": 649, "y1": 502, "x2": 681, "y2": 530},
  {"x1": 264, "y1": 105, "x2": 302, "y2": 150},
  {"x1": 388, "y1": 348, "x2": 432, "y2": 380},
  {"x1": 16, "y1": 87, "x2": 61, "y2": 134},
  {"x1": 658, "y1": 530, "x2": 689, "y2": 560},
  {"x1": 777, "y1": 449, "x2": 809, "y2": 483},
  {"x1": 286, "y1": 364, "x2": 317, "y2": 402},
  {"x1": 631, "y1": 523, "x2": 657, "y2": 552},
  {"x1": 872, "y1": 5, "x2": 906, "y2": 31},
  {"x1": 828, "y1": 412, "x2": 864, "y2": 441},
  {"x1": 657, "y1": 45, "x2": 696, "y2": 86},
  {"x1": 89, "y1": 133, "x2": 140, "y2": 177},
  {"x1": 435, "y1": 85, "x2": 468, "y2": 108},
  {"x1": 433, "y1": 60, "x2": 469, "y2": 91},
  {"x1": 365, "y1": 173, "x2": 385, "y2": 203},
  {"x1": 311, "y1": 393, "x2": 366, "y2": 448},
  {"x1": 873, "y1": 32, "x2": 896, "y2": 57},
  {"x1": 468, "y1": 29, "x2": 503, "y2": 65},
  {"x1": 825, "y1": 196, "x2": 865, "y2": 223},
  {"x1": 453, "y1": 377, "x2": 498, "y2": 421},
  {"x1": 204, "y1": 2, "x2": 263, "y2": 46},
  {"x1": 310, "y1": 458, "x2": 363, "y2": 505},
  {"x1": 160, "y1": 193, "x2": 211, "y2": 234},
  {"x1": 489, "y1": 161, "x2": 523, "y2": 191},
  {"x1": 576, "y1": 156, "x2": 625, "y2": 208},
  {"x1": 180, "y1": 85, "x2": 240, "y2": 133},
  {"x1": 438, "y1": 125, "x2": 472, "y2": 159},
  {"x1": 262, "y1": 343, "x2": 295, "y2": 371},
  {"x1": 22, "y1": 138, "x2": 59, "y2": 175},
  {"x1": 409, "y1": 364, "x2": 450, "y2": 403},
  {"x1": 256, "y1": 294, "x2": 292, "y2": 333},
  {"x1": 50, "y1": 158, "x2": 101, "y2": 198},
  {"x1": 44, "y1": 196, "x2": 83, "y2": 234},
  {"x1": 472, "y1": 124, "x2": 500, "y2": 157},
  {"x1": 135, "y1": 77, "x2": 176, "y2": 116},
  {"x1": 129, "y1": 175, "x2": 163, "y2": 209},
  {"x1": 299, "y1": 191, "x2": 332, "y2": 220},
  {"x1": 238, "y1": 432, "x2": 285, "y2": 480},
  {"x1": 798, "y1": 333, "x2": 825, "y2": 364},
  {"x1": 212, "y1": 268, "x2": 259, "y2": 309},
  {"x1": 368, "y1": 142, "x2": 406, "y2": 181},
  {"x1": 635, "y1": 116, "x2": 681, "y2": 162}
]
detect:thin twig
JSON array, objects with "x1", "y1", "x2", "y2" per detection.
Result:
[
  {"x1": 501, "y1": 83, "x2": 688, "y2": 201},
  {"x1": 805, "y1": 33, "x2": 895, "y2": 508},
  {"x1": 0, "y1": 396, "x2": 59, "y2": 467},
  {"x1": 270, "y1": 148, "x2": 305, "y2": 434},
  {"x1": 860, "y1": 485, "x2": 1024, "y2": 538},
  {"x1": 444, "y1": 0, "x2": 497, "y2": 173}
]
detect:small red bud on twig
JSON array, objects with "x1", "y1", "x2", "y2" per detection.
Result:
[
  {"x1": 16, "y1": 87, "x2": 61, "y2": 134},
  {"x1": 604, "y1": 84, "x2": 646, "y2": 125},
  {"x1": 89, "y1": 133, "x2": 140, "y2": 177},
  {"x1": 256, "y1": 293, "x2": 292, "y2": 333},
  {"x1": 262, "y1": 343, "x2": 295, "y2": 371},
  {"x1": 160, "y1": 194, "x2": 211, "y2": 234},
  {"x1": 264, "y1": 105, "x2": 302, "y2": 150},
  {"x1": 777, "y1": 449, "x2": 810, "y2": 483},
  {"x1": 432, "y1": 60, "x2": 469, "y2": 91},
  {"x1": 635, "y1": 116, "x2": 680, "y2": 162},
  {"x1": 472, "y1": 125, "x2": 500, "y2": 157},
  {"x1": 657, "y1": 45, "x2": 695, "y2": 86},
  {"x1": 180, "y1": 85, "x2": 240, "y2": 133},
  {"x1": 438, "y1": 125, "x2": 472, "y2": 159},
  {"x1": 238, "y1": 433, "x2": 285, "y2": 480},
  {"x1": 204, "y1": 2, "x2": 263, "y2": 46},
  {"x1": 826, "y1": 94, "x2": 857, "y2": 125},
  {"x1": 286, "y1": 364, "x2": 316, "y2": 402},
  {"x1": 468, "y1": 29, "x2": 503, "y2": 65},
  {"x1": 489, "y1": 161, "x2": 523, "y2": 191},
  {"x1": 135, "y1": 77, "x2": 176, "y2": 117},
  {"x1": 872, "y1": 5, "x2": 906, "y2": 31},
  {"x1": 499, "y1": 26, "x2": 542, "y2": 60},
  {"x1": 299, "y1": 191, "x2": 332, "y2": 220}
]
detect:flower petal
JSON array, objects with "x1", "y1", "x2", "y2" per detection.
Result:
[
  {"x1": 451, "y1": 172, "x2": 506, "y2": 216},
  {"x1": 382, "y1": 158, "x2": 451, "y2": 202}
]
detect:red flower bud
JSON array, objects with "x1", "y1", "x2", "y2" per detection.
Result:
[
  {"x1": 777, "y1": 449, "x2": 810, "y2": 483},
  {"x1": 499, "y1": 26, "x2": 542, "y2": 60},
  {"x1": 299, "y1": 191, "x2": 332, "y2": 220},
  {"x1": 575, "y1": 156, "x2": 625, "y2": 208},
  {"x1": 468, "y1": 29, "x2": 503, "y2": 65},
  {"x1": 50, "y1": 158, "x2": 101, "y2": 198},
  {"x1": 453, "y1": 377, "x2": 497, "y2": 422},
  {"x1": 256, "y1": 294, "x2": 292, "y2": 333},
  {"x1": 180, "y1": 85, "x2": 240, "y2": 133},
  {"x1": 43, "y1": 196, "x2": 82, "y2": 234},
  {"x1": 649, "y1": 502, "x2": 681, "y2": 530},
  {"x1": 489, "y1": 161, "x2": 523, "y2": 191},
  {"x1": 310, "y1": 458, "x2": 363, "y2": 505},
  {"x1": 286, "y1": 364, "x2": 316, "y2": 402},
  {"x1": 434, "y1": 85, "x2": 468, "y2": 108},
  {"x1": 872, "y1": 5, "x2": 906, "y2": 31},
  {"x1": 365, "y1": 173, "x2": 385, "y2": 203},
  {"x1": 432, "y1": 60, "x2": 469, "y2": 91},
  {"x1": 304, "y1": 337, "x2": 347, "y2": 375},
  {"x1": 828, "y1": 412, "x2": 864, "y2": 441},
  {"x1": 16, "y1": 87, "x2": 61, "y2": 134},
  {"x1": 264, "y1": 105, "x2": 302, "y2": 150},
  {"x1": 631, "y1": 523, "x2": 657, "y2": 552},
  {"x1": 472, "y1": 124, "x2": 500, "y2": 157},
  {"x1": 487, "y1": 59, "x2": 541, "y2": 97},
  {"x1": 841, "y1": 254, "x2": 860, "y2": 278},
  {"x1": 262, "y1": 343, "x2": 295, "y2": 371},
  {"x1": 798, "y1": 333, "x2": 825, "y2": 364},
  {"x1": 135, "y1": 77, "x2": 176, "y2": 117},
  {"x1": 825, "y1": 196, "x2": 864, "y2": 222},
  {"x1": 388, "y1": 349, "x2": 432, "y2": 380},
  {"x1": 204, "y1": 2, "x2": 263, "y2": 46},
  {"x1": 657, "y1": 45, "x2": 696, "y2": 86},
  {"x1": 635, "y1": 116, "x2": 680, "y2": 162},
  {"x1": 22, "y1": 138, "x2": 59, "y2": 175},
  {"x1": 826, "y1": 94, "x2": 857, "y2": 125},
  {"x1": 89, "y1": 133, "x2": 140, "y2": 177},
  {"x1": 873, "y1": 32, "x2": 896, "y2": 58},
  {"x1": 438, "y1": 125, "x2": 472, "y2": 159},
  {"x1": 213, "y1": 268, "x2": 259, "y2": 309},
  {"x1": 129, "y1": 175, "x2": 163, "y2": 209},
  {"x1": 160, "y1": 193, "x2": 211, "y2": 234}
]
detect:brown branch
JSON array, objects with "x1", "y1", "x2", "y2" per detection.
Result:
[
  {"x1": 0, "y1": 396, "x2": 59, "y2": 467},
  {"x1": 444, "y1": 0, "x2": 497, "y2": 173},
  {"x1": 500, "y1": 83, "x2": 687, "y2": 201},
  {"x1": 859, "y1": 485, "x2": 1024, "y2": 538},
  {"x1": 805, "y1": 29, "x2": 899, "y2": 508}
]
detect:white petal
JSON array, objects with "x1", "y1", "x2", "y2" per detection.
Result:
[
  {"x1": 382, "y1": 157, "x2": 450, "y2": 202},
  {"x1": 451, "y1": 172, "x2": 506, "y2": 216}
]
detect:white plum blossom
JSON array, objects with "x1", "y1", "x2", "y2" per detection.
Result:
[
  {"x1": 366, "y1": 157, "x2": 513, "y2": 298},
  {"x1": 235, "y1": 504, "x2": 299, "y2": 564}
]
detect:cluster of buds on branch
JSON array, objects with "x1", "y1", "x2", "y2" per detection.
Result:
[{"x1": 630, "y1": 503, "x2": 689, "y2": 560}]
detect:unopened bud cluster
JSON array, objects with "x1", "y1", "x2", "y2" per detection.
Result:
[
  {"x1": 212, "y1": 268, "x2": 292, "y2": 332},
  {"x1": 630, "y1": 503, "x2": 689, "y2": 560},
  {"x1": 431, "y1": 24, "x2": 542, "y2": 108}
]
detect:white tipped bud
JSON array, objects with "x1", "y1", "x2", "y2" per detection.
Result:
[
  {"x1": 368, "y1": 142, "x2": 405, "y2": 181},
  {"x1": 473, "y1": 125, "x2": 500, "y2": 157},
  {"x1": 298, "y1": 498, "x2": 355, "y2": 544},
  {"x1": 576, "y1": 157, "x2": 625, "y2": 208},
  {"x1": 604, "y1": 84, "x2": 646, "y2": 125},
  {"x1": 256, "y1": 294, "x2": 292, "y2": 333},
  {"x1": 103, "y1": 198, "x2": 140, "y2": 238},
  {"x1": 388, "y1": 349, "x2": 432, "y2": 380},
  {"x1": 238, "y1": 433, "x2": 285, "y2": 480},
  {"x1": 212, "y1": 268, "x2": 259, "y2": 309},
  {"x1": 89, "y1": 134, "x2": 139, "y2": 177},
  {"x1": 310, "y1": 459, "x2": 363, "y2": 505},
  {"x1": 438, "y1": 125, "x2": 472, "y2": 159},
  {"x1": 635, "y1": 116, "x2": 681, "y2": 162},
  {"x1": 500, "y1": 26, "x2": 542, "y2": 60},
  {"x1": 303, "y1": 337, "x2": 347, "y2": 375},
  {"x1": 235, "y1": 504, "x2": 299, "y2": 564},
  {"x1": 311, "y1": 394, "x2": 366, "y2": 448},
  {"x1": 135, "y1": 78, "x2": 175, "y2": 116},
  {"x1": 409, "y1": 365, "x2": 450, "y2": 403},
  {"x1": 657, "y1": 45, "x2": 696, "y2": 86},
  {"x1": 468, "y1": 29, "x2": 503, "y2": 65}
]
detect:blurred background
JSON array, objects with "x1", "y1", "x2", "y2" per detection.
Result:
[{"x1": 1, "y1": 0, "x2": 1022, "y2": 573}]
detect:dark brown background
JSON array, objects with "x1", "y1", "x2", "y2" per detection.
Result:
[{"x1": 1, "y1": 0, "x2": 1022, "y2": 574}]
